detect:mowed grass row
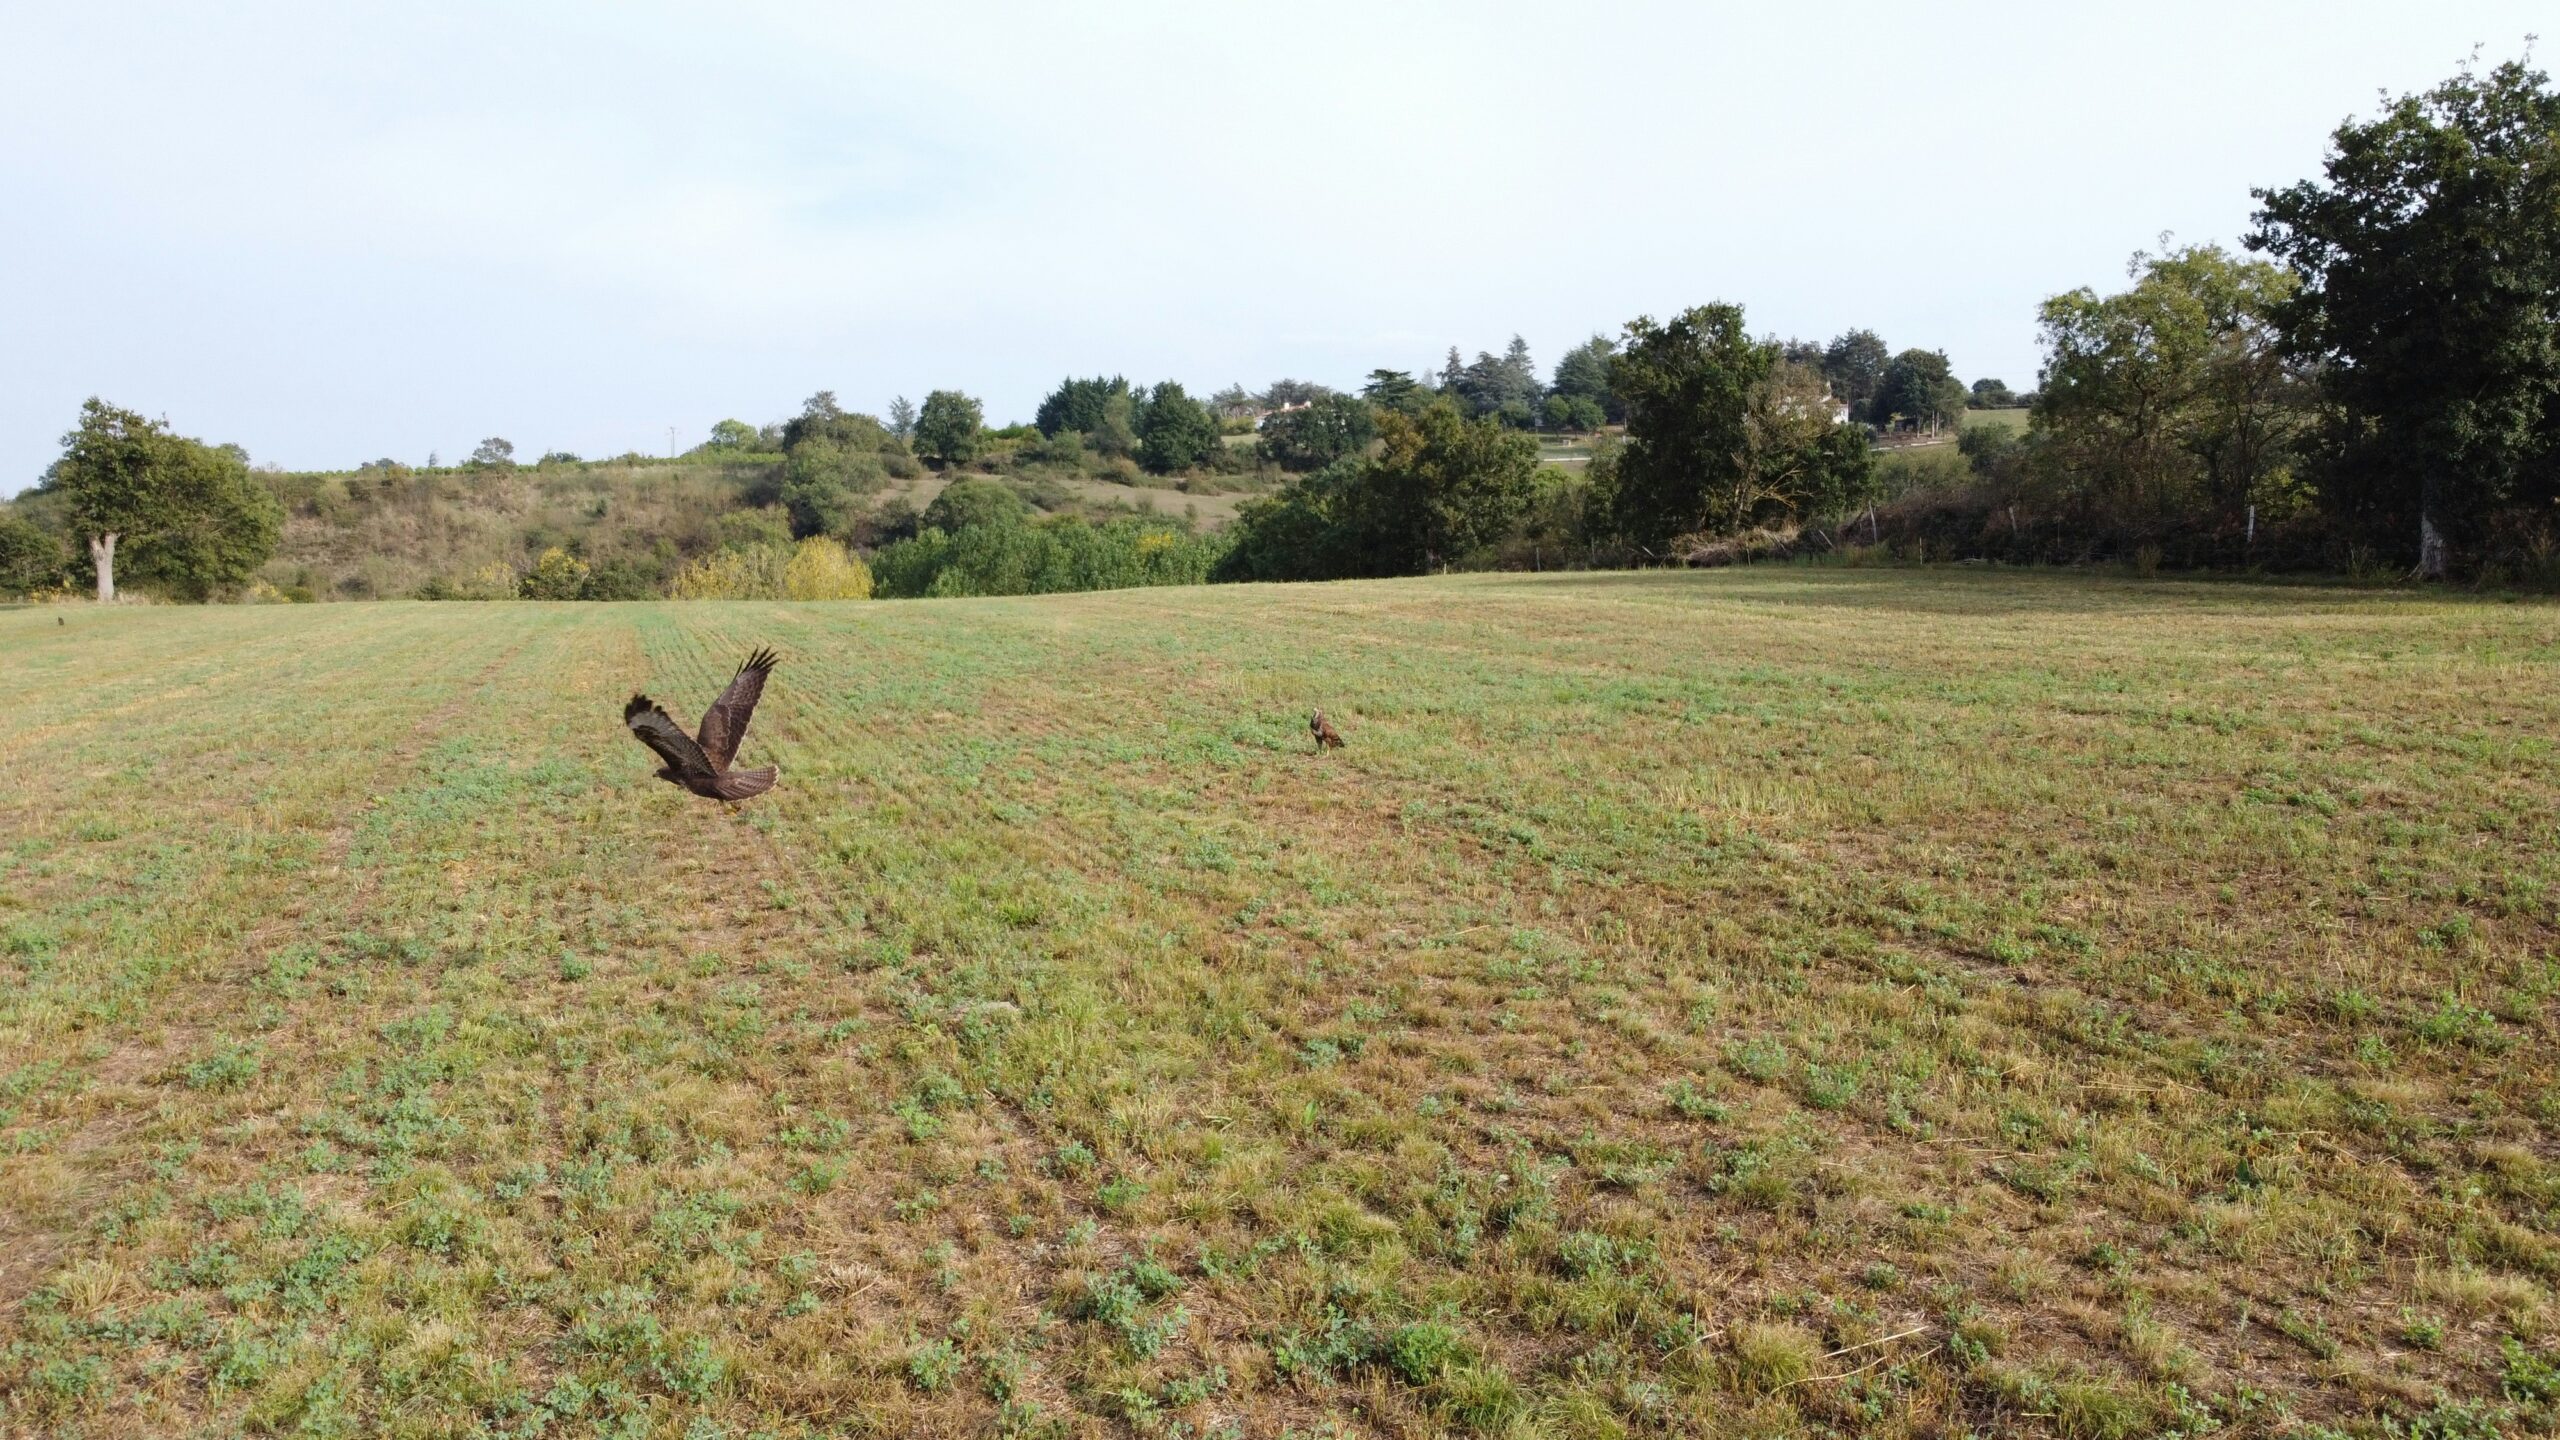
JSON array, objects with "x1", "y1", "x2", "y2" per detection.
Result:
[{"x1": 2, "y1": 570, "x2": 2557, "y2": 1439}]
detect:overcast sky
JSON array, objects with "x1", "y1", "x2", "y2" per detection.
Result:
[{"x1": 0, "y1": 3, "x2": 2546, "y2": 487}]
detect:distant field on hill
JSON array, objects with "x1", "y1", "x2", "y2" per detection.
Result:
[{"x1": 4, "y1": 570, "x2": 2556, "y2": 1438}]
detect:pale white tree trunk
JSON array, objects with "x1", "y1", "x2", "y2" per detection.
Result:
[
  {"x1": 2417, "y1": 512, "x2": 2446, "y2": 580},
  {"x1": 89, "y1": 532, "x2": 118, "y2": 603}
]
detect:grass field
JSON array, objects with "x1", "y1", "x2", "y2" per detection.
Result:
[
  {"x1": 1960, "y1": 409, "x2": 2031, "y2": 435},
  {"x1": 4, "y1": 570, "x2": 2558, "y2": 1439},
  {"x1": 1535, "y1": 439, "x2": 1597, "y2": 470}
]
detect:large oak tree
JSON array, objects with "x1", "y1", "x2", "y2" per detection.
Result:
[
  {"x1": 912, "y1": 390, "x2": 985, "y2": 466},
  {"x1": 50, "y1": 399, "x2": 280, "y2": 602},
  {"x1": 2250, "y1": 58, "x2": 2560, "y2": 576},
  {"x1": 2033, "y1": 244, "x2": 2309, "y2": 525}
]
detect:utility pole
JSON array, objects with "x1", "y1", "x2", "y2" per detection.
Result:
[{"x1": 667, "y1": 426, "x2": 678, "y2": 460}]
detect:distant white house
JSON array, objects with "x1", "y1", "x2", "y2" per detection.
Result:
[{"x1": 1773, "y1": 388, "x2": 1857, "y2": 427}]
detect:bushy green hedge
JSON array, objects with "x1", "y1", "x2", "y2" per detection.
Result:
[{"x1": 870, "y1": 514, "x2": 1229, "y2": 598}]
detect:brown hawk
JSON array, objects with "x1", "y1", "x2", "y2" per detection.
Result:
[
  {"x1": 625, "y1": 648, "x2": 780, "y2": 800},
  {"x1": 1310, "y1": 708, "x2": 1344, "y2": 750}
]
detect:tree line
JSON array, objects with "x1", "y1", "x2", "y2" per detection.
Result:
[
  {"x1": 4, "y1": 302, "x2": 2007, "y2": 603},
  {"x1": 1221, "y1": 52, "x2": 2558, "y2": 583},
  {"x1": 1219, "y1": 309, "x2": 1900, "y2": 579},
  {"x1": 1924, "y1": 55, "x2": 2560, "y2": 580}
]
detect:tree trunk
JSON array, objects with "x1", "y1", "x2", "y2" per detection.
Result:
[
  {"x1": 89, "y1": 532, "x2": 118, "y2": 603},
  {"x1": 2417, "y1": 511, "x2": 2446, "y2": 581}
]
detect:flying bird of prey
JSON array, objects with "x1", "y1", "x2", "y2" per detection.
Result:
[
  {"x1": 1310, "y1": 708, "x2": 1344, "y2": 750},
  {"x1": 625, "y1": 648, "x2": 781, "y2": 800}
]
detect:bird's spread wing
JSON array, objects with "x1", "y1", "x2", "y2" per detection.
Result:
[
  {"x1": 626, "y1": 694, "x2": 719, "y2": 784},
  {"x1": 696, "y1": 647, "x2": 777, "y2": 770}
]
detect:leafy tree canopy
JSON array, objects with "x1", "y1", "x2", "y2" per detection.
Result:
[
  {"x1": 1602, "y1": 304, "x2": 1772, "y2": 548},
  {"x1": 1034, "y1": 376, "x2": 1131, "y2": 438},
  {"x1": 775, "y1": 433, "x2": 888, "y2": 537},
  {"x1": 922, "y1": 476, "x2": 1031, "y2": 533},
  {"x1": 913, "y1": 390, "x2": 986, "y2": 464},
  {"x1": 1741, "y1": 362, "x2": 1881, "y2": 527},
  {"x1": 1361, "y1": 369, "x2": 1426, "y2": 414},
  {"x1": 1871, "y1": 349, "x2": 1968, "y2": 432},
  {"x1": 1551, "y1": 335, "x2": 1619, "y2": 421},
  {"x1": 1448, "y1": 336, "x2": 1542, "y2": 425},
  {"x1": 1543, "y1": 394, "x2": 1605, "y2": 432},
  {"x1": 1259, "y1": 378, "x2": 1335, "y2": 408},
  {"x1": 1821, "y1": 330, "x2": 1890, "y2": 417},
  {"x1": 1369, "y1": 403, "x2": 1543, "y2": 567},
  {"x1": 783, "y1": 392, "x2": 899, "y2": 454},
  {"x1": 1594, "y1": 323, "x2": 1879, "y2": 548},
  {"x1": 0, "y1": 510, "x2": 65, "y2": 593},
  {"x1": 1135, "y1": 381, "x2": 1219, "y2": 474},
  {"x1": 47, "y1": 398, "x2": 281, "y2": 601},
  {"x1": 2249, "y1": 55, "x2": 2560, "y2": 574},
  {"x1": 1220, "y1": 403, "x2": 1538, "y2": 579},
  {"x1": 2035, "y1": 243, "x2": 2309, "y2": 522},
  {"x1": 1259, "y1": 393, "x2": 1377, "y2": 471}
]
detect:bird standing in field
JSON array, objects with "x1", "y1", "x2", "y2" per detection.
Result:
[
  {"x1": 625, "y1": 647, "x2": 781, "y2": 800},
  {"x1": 1310, "y1": 708, "x2": 1344, "y2": 750}
]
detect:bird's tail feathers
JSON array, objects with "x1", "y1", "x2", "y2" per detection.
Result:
[{"x1": 715, "y1": 765, "x2": 778, "y2": 800}]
